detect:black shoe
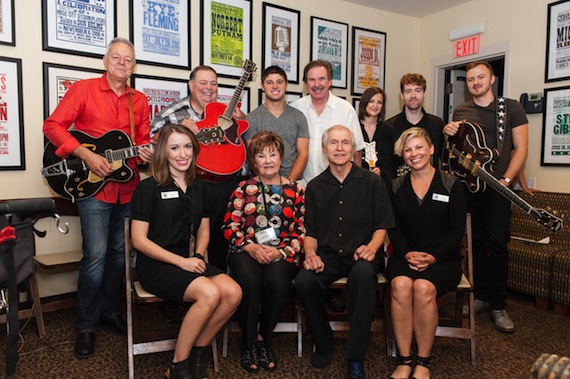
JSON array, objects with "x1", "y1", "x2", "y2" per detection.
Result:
[
  {"x1": 188, "y1": 346, "x2": 209, "y2": 379},
  {"x1": 168, "y1": 360, "x2": 193, "y2": 379},
  {"x1": 99, "y1": 314, "x2": 126, "y2": 335},
  {"x1": 346, "y1": 360, "x2": 366, "y2": 379},
  {"x1": 74, "y1": 332, "x2": 95, "y2": 359},
  {"x1": 311, "y1": 348, "x2": 333, "y2": 373}
]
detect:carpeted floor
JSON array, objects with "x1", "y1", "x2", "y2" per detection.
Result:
[{"x1": 1, "y1": 291, "x2": 569, "y2": 378}]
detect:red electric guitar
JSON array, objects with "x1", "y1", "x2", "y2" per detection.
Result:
[{"x1": 194, "y1": 60, "x2": 256, "y2": 182}]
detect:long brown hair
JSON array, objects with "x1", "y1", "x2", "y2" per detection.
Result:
[
  {"x1": 358, "y1": 86, "x2": 385, "y2": 121},
  {"x1": 150, "y1": 124, "x2": 200, "y2": 186}
]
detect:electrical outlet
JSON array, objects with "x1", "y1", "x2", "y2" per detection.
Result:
[{"x1": 527, "y1": 177, "x2": 536, "y2": 189}]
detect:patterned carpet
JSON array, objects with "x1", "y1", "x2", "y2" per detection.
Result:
[{"x1": 1, "y1": 291, "x2": 569, "y2": 378}]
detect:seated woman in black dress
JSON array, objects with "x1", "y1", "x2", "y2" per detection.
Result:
[
  {"x1": 222, "y1": 131, "x2": 305, "y2": 373},
  {"x1": 130, "y1": 124, "x2": 242, "y2": 379},
  {"x1": 386, "y1": 127, "x2": 466, "y2": 379}
]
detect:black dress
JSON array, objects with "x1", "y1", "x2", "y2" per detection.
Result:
[
  {"x1": 386, "y1": 170, "x2": 466, "y2": 295},
  {"x1": 131, "y1": 177, "x2": 223, "y2": 303}
]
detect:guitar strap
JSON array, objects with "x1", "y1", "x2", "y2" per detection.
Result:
[
  {"x1": 128, "y1": 91, "x2": 135, "y2": 141},
  {"x1": 496, "y1": 97, "x2": 506, "y2": 156}
]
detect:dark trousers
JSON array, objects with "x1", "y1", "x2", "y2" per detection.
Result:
[
  {"x1": 464, "y1": 185, "x2": 512, "y2": 310},
  {"x1": 205, "y1": 177, "x2": 243, "y2": 272},
  {"x1": 294, "y1": 252, "x2": 380, "y2": 361},
  {"x1": 227, "y1": 253, "x2": 298, "y2": 349}
]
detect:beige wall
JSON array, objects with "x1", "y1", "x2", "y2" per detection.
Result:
[{"x1": 420, "y1": 0, "x2": 568, "y2": 192}]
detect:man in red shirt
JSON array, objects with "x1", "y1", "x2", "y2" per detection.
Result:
[{"x1": 43, "y1": 37, "x2": 152, "y2": 359}]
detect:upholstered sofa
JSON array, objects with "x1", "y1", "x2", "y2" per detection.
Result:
[{"x1": 507, "y1": 191, "x2": 570, "y2": 314}]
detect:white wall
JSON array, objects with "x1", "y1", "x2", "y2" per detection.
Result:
[
  {"x1": 0, "y1": 0, "x2": 419, "y2": 296},
  {"x1": 420, "y1": 0, "x2": 568, "y2": 192}
]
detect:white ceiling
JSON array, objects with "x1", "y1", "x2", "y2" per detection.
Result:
[{"x1": 342, "y1": 0, "x2": 472, "y2": 18}]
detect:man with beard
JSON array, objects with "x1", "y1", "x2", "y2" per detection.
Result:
[
  {"x1": 443, "y1": 60, "x2": 528, "y2": 333},
  {"x1": 378, "y1": 73, "x2": 444, "y2": 185},
  {"x1": 290, "y1": 60, "x2": 365, "y2": 185}
]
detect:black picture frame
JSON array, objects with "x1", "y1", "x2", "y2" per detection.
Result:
[
  {"x1": 129, "y1": 0, "x2": 191, "y2": 69},
  {"x1": 42, "y1": 0, "x2": 117, "y2": 58},
  {"x1": 0, "y1": 0, "x2": 15, "y2": 46},
  {"x1": 545, "y1": 0, "x2": 570, "y2": 82},
  {"x1": 351, "y1": 26, "x2": 386, "y2": 95},
  {"x1": 218, "y1": 83, "x2": 250, "y2": 114},
  {"x1": 541, "y1": 85, "x2": 570, "y2": 166},
  {"x1": 310, "y1": 16, "x2": 349, "y2": 89},
  {"x1": 0, "y1": 56, "x2": 24, "y2": 170},
  {"x1": 132, "y1": 74, "x2": 190, "y2": 122}
]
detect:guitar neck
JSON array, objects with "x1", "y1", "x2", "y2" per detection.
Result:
[
  {"x1": 106, "y1": 143, "x2": 152, "y2": 163},
  {"x1": 223, "y1": 72, "x2": 249, "y2": 119},
  {"x1": 451, "y1": 147, "x2": 534, "y2": 213}
]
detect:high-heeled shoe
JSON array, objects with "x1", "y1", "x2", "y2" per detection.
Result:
[
  {"x1": 390, "y1": 354, "x2": 414, "y2": 379},
  {"x1": 412, "y1": 355, "x2": 431, "y2": 379}
]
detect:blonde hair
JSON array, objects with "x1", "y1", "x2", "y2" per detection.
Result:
[{"x1": 393, "y1": 127, "x2": 433, "y2": 157}]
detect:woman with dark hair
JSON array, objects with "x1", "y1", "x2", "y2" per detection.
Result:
[
  {"x1": 130, "y1": 124, "x2": 242, "y2": 379},
  {"x1": 358, "y1": 86, "x2": 385, "y2": 175},
  {"x1": 222, "y1": 131, "x2": 305, "y2": 373},
  {"x1": 387, "y1": 127, "x2": 465, "y2": 379}
]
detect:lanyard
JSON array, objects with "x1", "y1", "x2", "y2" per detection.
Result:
[{"x1": 259, "y1": 177, "x2": 283, "y2": 220}]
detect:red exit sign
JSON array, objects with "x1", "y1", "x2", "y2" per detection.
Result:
[{"x1": 454, "y1": 34, "x2": 480, "y2": 58}]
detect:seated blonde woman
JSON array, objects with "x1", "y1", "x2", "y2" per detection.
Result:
[{"x1": 386, "y1": 127, "x2": 466, "y2": 379}]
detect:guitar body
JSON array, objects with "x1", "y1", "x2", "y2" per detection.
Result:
[
  {"x1": 195, "y1": 102, "x2": 248, "y2": 179},
  {"x1": 43, "y1": 130, "x2": 135, "y2": 200},
  {"x1": 442, "y1": 121, "x2": 499, "y2": 193}
]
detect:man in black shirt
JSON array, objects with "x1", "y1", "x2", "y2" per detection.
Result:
[{"x1": 295, "y1": 125, "x2": 395, "y2": 378}]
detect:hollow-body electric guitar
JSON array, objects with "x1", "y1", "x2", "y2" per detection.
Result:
[
  {"x1": 193, "y1": 60, "x2": 256, "y2": 182},
  {"x1": 442, "y1": 121, "x2": 564, "y2": 233},
  {"x1": 41, "y1": 130, "x2": 154, "y2": 201}
]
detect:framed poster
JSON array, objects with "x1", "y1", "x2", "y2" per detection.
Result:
[
  {"x1": 130, "y1": 0, "x2": 190, "y2": 68},
  {"x1": 541, "y1": 86, "x2": 570, "y2": 166},
  {"x1": 0, "y1": 57, "x2": 24, "y2": 170},
  {"x1": 42, "y1": 0, "x2": 117, "y2": 58},
  {"x1": 351, "y1": 26, "x2": 386, "y2": 95},
  {"x1": 262, "y1": 3, "x2": 300, "y2": 84},
  {"x1": 43, "y1": 63, "x2": 105, "y2": 120},
  {"x1": 201, "y1": 0, "x2": 252, "y2": 79},
  {"x1": 257, "y1": 88, "x2": 302, "y2": 106},
  {"x1": 218, "y1": 84, "x2": 250, "y2": 114},
  {"x1": 546, "y1": 0, "x2": 570, "y2": 82},
  {"x1": 310, "y1": 16, "x2": 348, "y2": 89},
  {"x1": 0, "y1": 0, "x2": 15, "y2": 46},
  {"x1": 132, "y1": 75, "x2": 189, "y2": 122}
]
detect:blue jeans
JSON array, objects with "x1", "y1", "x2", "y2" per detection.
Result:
[{"x1": 76, "y1": 197, "x2": 129, "y2": 332}]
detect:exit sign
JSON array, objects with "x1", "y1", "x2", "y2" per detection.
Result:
[{"x1": 454, "y1": 34, "x2": 480, "y2": 58}]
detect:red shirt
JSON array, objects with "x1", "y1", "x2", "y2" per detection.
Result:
[{"x1": 43, "y1": 73, "x2": 150, "y2": 204}]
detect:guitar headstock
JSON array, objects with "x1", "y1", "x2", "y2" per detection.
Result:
[
  {"x1": 242, "y1": 59, "x2": 257, "y2": 80},
  {"x1": 531, "y1": 207, "x2": 565, "y2": 234}
]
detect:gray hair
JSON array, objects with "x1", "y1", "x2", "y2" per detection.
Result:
[
  {"x1": 321, "y1": 125, "x2": 356, "y2": 150},
  {"x1": 106, "y1": 37, "x2": 136, "y2": 60}
]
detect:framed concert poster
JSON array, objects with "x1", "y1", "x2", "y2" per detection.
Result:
[
  {"x1": 262, "y1": 3, "x2": 300, "y2": 84},
  {"x1": 0, "y1": 0, "x2": 15, "y2": 46},
  {"x1": 351, "y1": 26, "x2": 386, "y2": 95},
  {"x1": 42, "y1": 63, "x2": 105, "y2": 121},
  {"x1": 546, "y1": 0, "x2": 570, "y2": 82},
  {"x1": 541, "y1": 86, "x2": 570, "y2": 166},
  {"x1": 201, "y1": 0, "x2": 252, "y2": 79},
  {"x1": 132, "y1": 75, "x2": 189, "y2": 123},
  {"x1": 218, "y1": 84, "x2": 250, "y2": 114},
  {"x1": 257, "y1": 89, "x2": 302, "y2": 106},
  {"x1": 130, "y1": 0, "x2": 190, "y2": 68},
  {"x1": 310, "y1": 17, "x2": 349, "y2": 89},
  {"x1": 0, "y1": 57, "x2": 24, "y2": 170},
  {"x1": 42, "y1": 0, "x2": 117, "y2": 58}
]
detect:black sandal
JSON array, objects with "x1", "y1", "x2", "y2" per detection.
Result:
[
  {"x1": 412, "y1": 356, "x2": 431, "y2": 379},
  {"x1": 241, "y1": 346, "x2": 260, "y2": 373},
  {"x1": 390, "y1": 354, "x2": 414, "y2": 379},
  {"x1": 256, "y1": 341, "x2": 277, "y2": 371}
]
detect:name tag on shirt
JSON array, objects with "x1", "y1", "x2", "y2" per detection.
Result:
[
  {"x1": 161, "y1": 191, "x2": 179, "y2": 199},
  {"x1": 255, "y1": 227, "x2": 278, "y2": 245},
  {"x1": 432, "y1": 193, "x2": 449, "y2": 203}
]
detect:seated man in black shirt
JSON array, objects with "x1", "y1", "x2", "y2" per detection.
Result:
[{"x1": 295, "y1": 125, "x2": 395, "y2": 379}]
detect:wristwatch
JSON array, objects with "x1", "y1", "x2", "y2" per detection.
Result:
[{"x1": 501, "y1": 177, "x2": 511, "y2": 185}]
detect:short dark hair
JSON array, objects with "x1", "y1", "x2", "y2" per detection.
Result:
[
  {"x1": 399, "y1": 73, "x2": 427, "y2": 93},
  {"x1": 261, "y1": 66, "x2": 287, "y2": 82},
  {"x1": 358, "y1": 87, "x2": 385, "y2": 121},
  {"x1": 247, "y1": 131, "x2": 285, "y2": 169},
  {"x1": 466, "y1": 60, "x2": 494, "y2": 76},
  {"x1": 303, "y1": 60, "x2": 333, "y2": 83},
  {"x1": 189, "y1": 65, "x2": 217, "y2": 80}
]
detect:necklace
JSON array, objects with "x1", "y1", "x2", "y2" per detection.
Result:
[{"x1": 259, "y1": 176, "x2": 283, "y2": 218}]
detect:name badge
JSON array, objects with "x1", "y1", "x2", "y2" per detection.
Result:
[
  {"x1": 432, "y1": 193, "x2": 449, "y2": 203},
  {"x1": 161, "y1": 191, "x2": 179, "y2": 199},
  {"x1": 255, "y1": 228, "x2": 278, "y2": 245}
]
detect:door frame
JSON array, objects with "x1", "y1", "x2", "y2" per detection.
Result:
[{"x1": 431, "y1": 41, "x2": 510, "y2": 120}]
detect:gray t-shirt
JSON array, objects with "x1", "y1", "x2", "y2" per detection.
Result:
[{"x1": 245, "y1": 104, "x2": 309, "y2": 177}]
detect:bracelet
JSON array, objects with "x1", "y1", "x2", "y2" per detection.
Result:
[{"x1": 279, "y1": 249, "x2": 287, "y2": 260}]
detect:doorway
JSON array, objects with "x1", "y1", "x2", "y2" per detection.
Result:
[{"x1": 441, "y1": 57, "x2": 505, "y2": 123}]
